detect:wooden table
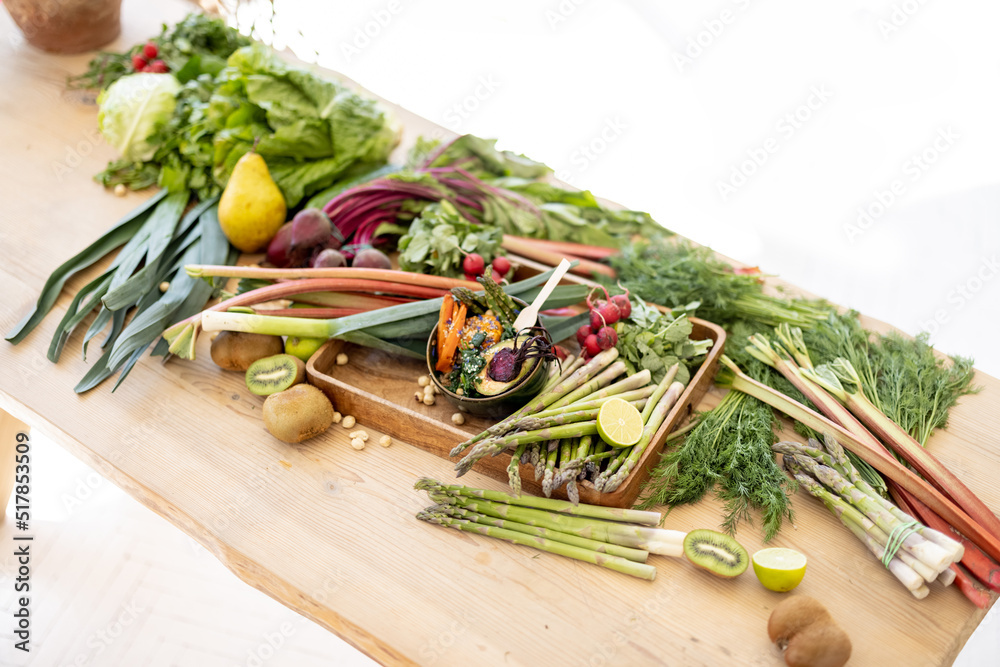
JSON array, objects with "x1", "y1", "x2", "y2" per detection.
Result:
[{"x1": 1, "y1": 3, "x2": 997, "y2": 665}]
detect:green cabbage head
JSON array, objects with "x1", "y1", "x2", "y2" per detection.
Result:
[{"x1": 98, "y1": 73, "x2": 181, "y2": 162}]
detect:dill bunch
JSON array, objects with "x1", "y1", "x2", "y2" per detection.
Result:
[
  {"x1": 638, "y1": 390, "x2": 795, "y2": 542},
  {"x1": 801, "y1": 312, "x2": 979, "y2": 446},
  {"x1": 608, "y1": 241, "x2": 833, "y2": 329}
]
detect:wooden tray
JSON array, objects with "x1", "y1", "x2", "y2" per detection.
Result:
[{"x1": 307, "y1": 317, "x2": 725, "y2": 508}]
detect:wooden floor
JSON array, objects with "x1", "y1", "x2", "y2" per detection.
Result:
[{"x1": 0, "y1": 431, "x2": 376, "y2": 667}]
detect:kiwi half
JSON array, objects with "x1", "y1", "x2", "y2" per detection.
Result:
[
  {"x1": 683, "y1": 529, "x2": 749, "y2": 578},
  {"x1": 245, "y1": 354, "x2": 306, "y2": 396}
]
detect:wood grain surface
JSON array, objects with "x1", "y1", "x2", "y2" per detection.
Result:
[{"x1": 0, "y1": 2, "x2": 997, "y2": 665}]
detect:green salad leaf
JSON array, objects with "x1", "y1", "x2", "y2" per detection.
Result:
[
  {"x1": 397, "y1": 201, "x2": 503, "y2": 278},
  {"x1": 614, "y1": 298, "x2": 712, "y2": 385},
  {"x1": 95, "y1": 38, "x2": 399, "y2": 207}
]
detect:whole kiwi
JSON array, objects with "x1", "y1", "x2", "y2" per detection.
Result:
[
  {"x1": 768, "y1": 596, "x2": 831, "y2": 645},
  {"x1": 211, "y1": 331, "x2": 284, "y2": 371},
  {"x1": 768, "y1": 596, "x2": 851, "y2": 667},
  {"x1": 245, "y1": 354, "x2": 306, "y2": 396},
  {"x1": 263, "y1": 384, "x2": 335, "y2": 443},
  {"x1": 783, "y1": 623, "x2": 852, "y2": 667}
]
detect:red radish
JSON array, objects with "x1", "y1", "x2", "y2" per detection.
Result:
[
  {"x1": 576, "y1": 324, "x2": 592, "y2": 347},
  {"x1": 142, "y1": 42, "x2": 158, "y2": 59},
  {"x1": 595, "y1": 325, "x2": 618, "y2": 350},
  {"x1": 131, "y1": 54, "x2": 147, "y2": 70},
  {"x1": 464, "y1": 272, "x2": 477, "y2": 282},
  {"x1": 463, "y1": 253, "x2": 485, "y2": 276},
  {"x1": 492, "y1": 256, "x2": 512, "y2": 277},
  {"x1": 611, "y1": 283, "x2": 632, "y2": 319},
  {"x1": 149, "y1": 60, "x2": 169, "y2": 73},
  {"x1": 584, "y1": 333, "x2": 602, "y2": 357},
  {"x1": 586, "y1": 285, "x2": 621, "y2": 328},
  {"x1": 554, "y1": 346, "x2": 568, "y2": 361},
  {"x1": 491, "y1": 270, "x2": 504, "y2": 284}
]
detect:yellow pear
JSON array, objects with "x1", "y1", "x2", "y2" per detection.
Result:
[{"x1": 218, "y1": 151, "x2": 287, "y2": 253}]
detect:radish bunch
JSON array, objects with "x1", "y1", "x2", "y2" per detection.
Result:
[{"x1": 576, "y1": 285, "x2": 632, "y2": 358}]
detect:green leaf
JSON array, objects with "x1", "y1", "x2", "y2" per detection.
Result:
[
  {"x1": 103, "y1": 189, "x2": 190, "y2": 310},
  {"x1": 5, "y1": 190, "x2": 167, "y2": 344}
]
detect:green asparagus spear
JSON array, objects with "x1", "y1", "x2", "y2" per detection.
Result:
[{"x1": 417, "y1": 510, "x2": 657, "y2": 580}]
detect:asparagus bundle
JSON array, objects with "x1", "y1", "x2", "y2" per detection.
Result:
[
  {"x1": 415, "y1": 478, "x2": 687, "y2": 580},
  {"x1": 775, "y1": 436, "x2": 964, "y2": 599},
  {"x1": 451, "y1": 349, "x2": 687, "y2": 500}
]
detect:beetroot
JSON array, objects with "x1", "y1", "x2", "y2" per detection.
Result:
[
  {"x1": 584, "y1": 333, "x2": 602, "y2": 357},
  {"x1": 312, "y1": 248, "x2": 346, "y2": 268},
  {"x1": 352, "y1": 247, "x2": 392, "y2": 270},
  {"x1": 611, "y1": 283, "x2": 632, "y2": 319},
  {"x1": 290, "y1": 209, "x2": 332, "y2": 248},
  {"x1": 576, "y1": 324, "x2": 592, "y2": 347},
  {"x1": 595, "y1": 325, "x2": 618, "y2": 350},
  {"x1": 265, "y1": 223, "x2": 294, "y2": 267},
  {"x1": 487, "y1": 347, "x2": 519, "y2": 382},
  {"x1": 463, "y1": 253, "x2": 485, "y2": 277}
]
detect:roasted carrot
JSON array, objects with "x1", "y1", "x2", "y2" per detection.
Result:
[
  {"x1": 437, "y1": 294, "x2": 454, "y2": 358},
  {"x1": 436, "y1": 303, "x2": 467, "y2": 372}
]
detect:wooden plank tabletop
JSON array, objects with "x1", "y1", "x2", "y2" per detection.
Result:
[{"x1": 1, "y1": 2, "x2": 997, "y2": 665}]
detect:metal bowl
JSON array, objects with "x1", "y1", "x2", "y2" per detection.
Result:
[{"x1": 425, "y1": 300, "x2": 552, "y2": 419}]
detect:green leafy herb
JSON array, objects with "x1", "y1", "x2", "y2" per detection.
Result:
[
  {"x1": 799, "y1": 312, "x2": 978, "y2": 446},
  {"x1": 614, "y1": 299, "x2": 711, "y2": 385},
  {"x1": 68, "y1": 14, "x2": 250, "y2": 91},
  {"x1": 397, "y1": 201, "x2": 503, "y2": 278},
  {"x1": 638, "y1": 391, "x2": 795, "y2": 541},
  {"x1": 609, "y1": 241, "x2": 833, "y2": 329}
]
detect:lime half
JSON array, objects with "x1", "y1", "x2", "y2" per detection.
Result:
[
  {"x1": 752, "y1": 547, "x2": 808, "y2": 592},
  {"x1": 597, "y1": 397, "x2": 644, "y2": 448}
]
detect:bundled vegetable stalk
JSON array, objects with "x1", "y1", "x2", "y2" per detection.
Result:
[
  {"x1": 451, "y1": 346, "x2": 686, "y2": 501},
  {"x1": 742, "y1": 323, "x2": 999, "y2": 606},
  {"x1": 414, "y1": 478, "x2": 686, "y2": 580},
  {"x1": 716, "y1": 355, "x2": 1000, "y2": 597},
  {"x1": 6, "y1": 191, "x2": 235, "y2": 392},
  {"x1": 776, "y1": 436, "x2": 964, "y2": 600}
]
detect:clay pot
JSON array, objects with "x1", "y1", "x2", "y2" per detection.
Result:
[{"x1": 4, "y1": 0, "x2": 122, "y2": 54}]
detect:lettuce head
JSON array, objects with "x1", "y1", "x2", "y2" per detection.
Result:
[{"x1": 98, "y1": 73, "x2": 181, "y2": 162}]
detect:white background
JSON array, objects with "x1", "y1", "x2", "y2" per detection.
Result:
[{"x1": 234, "y1": 0, "x2": 1000, "y2": 379}]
